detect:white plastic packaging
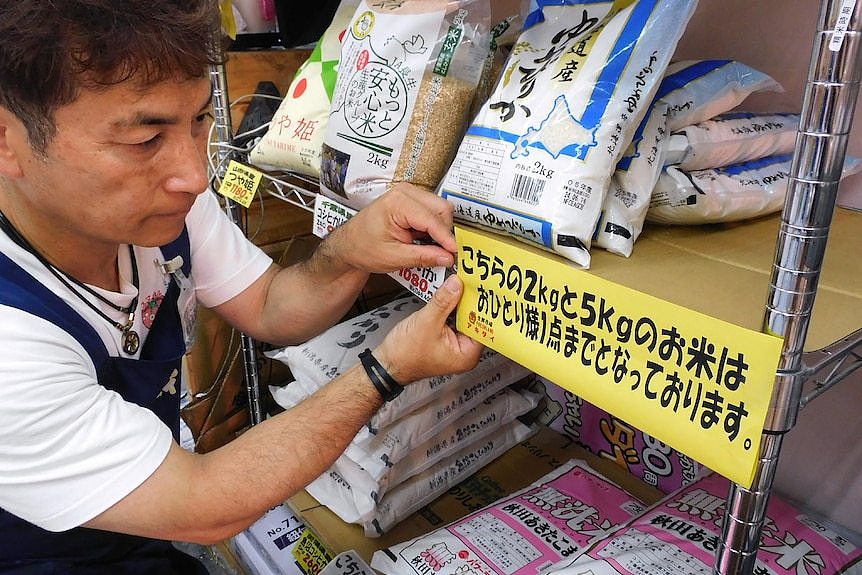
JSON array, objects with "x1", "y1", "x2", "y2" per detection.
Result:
[
  {"x1": 305, "y1": 420, "x2": 536, "y2": 531},
  {"x1": 438, "y1": 0, "x2": 697, "y2": 268},
  {"x1": 593, "y1": 62, "x2": 785, "y2": 257},
  {"x1": 658, "y1": 59, "x2": 783, "y2": 131},
  {"x1": 593, "y1": 102, "x2": 671, "y2": 257},
  {"x1": 361, "y1": 420, "x2": 537, "y2": 536},
  {"x1": 664, "y1": 111, "x2": 800, "y2": 171},
  {"x1": 344, "y1": 387, "x2": 539, "y2": 484},
  {"x1": 647, "y1": 154, "x2": 862, "y2": 225},
  {"x1": 319, "y1": 0, "x2": 491, "y2": 209},
  {"x1": 319, "y1": 389, "x2": 539, "y2": 523}
]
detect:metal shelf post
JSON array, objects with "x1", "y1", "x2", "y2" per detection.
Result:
[
  {"x1": 209, "y1": 61, "x2": 265, "y2": 426},
  {"x1": 715, "y1": 2, "x2": 862, "y2": 573}
]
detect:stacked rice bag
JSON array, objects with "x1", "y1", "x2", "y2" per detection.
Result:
[
  {"x1": 370, "y1": 459, "x2": 654, "y2": 575},
  {"x1": 596, "y1": 59, "x2": 860, "y2": 245},
  {"x1": 371, "y1": 467, "x2": 862, "y2": 575},
  {"x1": 267, "y1": 296, "x2": 539, "y2": 536},
  {"x1": 549, "y1": 472, "x2": 862, "y2": 575},
  {"x1": 594, "y1": 59, "x2": 789, "y2": 256},
  {"x1": 437, "y1": 0, "x2": 698, "y2": 269}
]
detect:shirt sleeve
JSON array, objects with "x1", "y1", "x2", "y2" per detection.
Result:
[
  {"x1": 0, "y1": 308, "x2": 173, "y2": 532},
  {"x1": 186, "y1": 190, "x2": 274, "y2": 308}
]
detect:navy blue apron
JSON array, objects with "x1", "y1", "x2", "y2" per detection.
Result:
[{"x1": 0, "y1": 230, "x2": 208, "y2": 574}]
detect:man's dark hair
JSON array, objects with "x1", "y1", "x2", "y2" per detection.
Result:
[{"x1": 0, "y1": 1, "x2": 224, "y2": 153}]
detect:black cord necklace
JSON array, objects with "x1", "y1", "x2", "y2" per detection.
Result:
[{"x1": 0, "y1": 209, "x2": 141, "y2": 355}]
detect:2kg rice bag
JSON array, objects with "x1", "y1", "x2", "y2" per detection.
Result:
[
  {"x1": 551, "y1": 472, "x2": 862, "y2": 575},
  {"x1": 593, "y1": 102, "x2": 671, "y2": 257},
  {"x1": 437, "y1": 0, "x2": 696, "y2": 268},
  {"x1": 249, "y1": 2, "x2": 358, "y2": 176},
  {"x1": 664, "y1": 111, "x2": 801, "y2": 171},
  {"x1": 319, "y1": 0, "x2": 492, "y2": 209},
  {"x1": 370, "y1": 459, "x2": 650, "y2": 575},
  {"x1": 647, "y1": 154, "x2": 862, "y2": 225}
]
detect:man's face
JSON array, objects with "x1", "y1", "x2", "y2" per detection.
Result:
[{"x1": 11, "y1": 75, "x2": 213, "y2": 249}]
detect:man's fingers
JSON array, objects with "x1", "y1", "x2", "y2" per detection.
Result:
[{"x1": 425, "y1": 274, "x2": 463, "y2": 319}]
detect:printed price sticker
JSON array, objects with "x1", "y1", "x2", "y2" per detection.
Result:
[
  {"x1": 291, "y1": 529, "x2": 333, "y2": 575},
  {"x1": 313, "y1": 195, "x2": 355, "y2": 238},
  {"x1": 216, "y1": 160, "x2": 262, "y2": 208},
  {"x1": 454, "y1": 224, "x2": 783, "y2": 488},
  {"x1": 313, "y1": 194, "x2": 450, "y2": 301}
]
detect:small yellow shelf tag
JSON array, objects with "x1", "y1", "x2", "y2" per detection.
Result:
[{"x1": 217, "y1": 160, "x2": 263, "y2": 208}]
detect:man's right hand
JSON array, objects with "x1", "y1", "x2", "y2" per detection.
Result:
[{"x1": 372, "y1": 274, "x2": 484, "y2": 386}]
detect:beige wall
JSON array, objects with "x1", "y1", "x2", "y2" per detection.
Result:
[{"x1": 675, "y1": 0, "x2": 862, "y2": 210}]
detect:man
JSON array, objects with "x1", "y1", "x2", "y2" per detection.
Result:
[{"x1": 0, "y1": 1, "x2": 483, "y2": 572}]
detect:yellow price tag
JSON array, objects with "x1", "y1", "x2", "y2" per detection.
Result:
[
  {"x1": 291, "y1": 529, "x2": 332, "y2": 575},
  {"x1": 216, "y1": 160, "x2": 263, "y2": 208},
  {"x1": 454, "y1": 225, "x2": 783, "y2": 488}
]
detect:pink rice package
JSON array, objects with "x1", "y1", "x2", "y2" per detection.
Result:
[
  {"x1": 371, "y1": 460, "x2": 649, "y2": 575},
  {"x1": 556, "y1": 473, "x2": 862, "y2": 575},
  {"x1": 533, "y1": 377, "x2": 704, "y2": 494}
]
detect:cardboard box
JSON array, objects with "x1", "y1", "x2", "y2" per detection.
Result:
[{"x1": 584, "y1": 208, "x2": 862, "y2": 352}]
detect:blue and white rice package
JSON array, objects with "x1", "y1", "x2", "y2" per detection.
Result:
[
  {"x1": 593, "y1": 63, "x2": 785, "y2": 256},
  {"x1": 657, "y1": 60, "x2": 783, "y2": 131},
  {"x1": 594, "y1": 101, "x2": 671, "y2": 257},
  {"x1": 646, "y1": 154, "x2": 862, "y2": 225},
  {"x1": 664, "y1": 111, "x2": 800, "y2": 171},
  {"x1": 438, "y1": 0, "x2": 697, "y2": 268}
]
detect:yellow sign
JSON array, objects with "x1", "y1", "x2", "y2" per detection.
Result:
[
  {"x1": 291, "y1": 528, "x2": 333, "y2": 575},
  {"x1": 216, "y1": 160, "x2": 262, "y2": 208},
  {"x1": 454, "y1": 225, "x2": 783, "y2": 488}
]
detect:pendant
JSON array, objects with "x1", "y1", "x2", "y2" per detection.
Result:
[{"x1": 122, "y1": 329, "x2": 141, "y2": 355}]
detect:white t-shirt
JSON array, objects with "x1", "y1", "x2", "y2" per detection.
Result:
[{"x1": 0, "y1": 190, "x2": 272, "y2": 532}]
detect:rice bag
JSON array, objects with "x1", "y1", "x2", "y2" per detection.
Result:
[
  {"x1": 249, "y1": 2, "x2": 358, "y2": 176},
  {"x1": 437, "y1": 0, "x2": 697, "y2": 268},
  {"x1": 592, "y1": 61, "x2": 785, "y2": 257},
  {"x1": 306, "y1": 419, "x2": 536, "y2": 531},
  {"x1": 551, "y1": 473, "x2": 862, "y2": 575},
  {"x1": 664, "y1": 111, "x2": 800, "y2": 171},
  {"x1": 270, "y1": 352, "x2": 532, "y2": 453},
  {"x1": 267, "y1": 297, "x2": 525, "y2": 432},
  {"x1": 341, "y1": 387, "x2": 541, "y2": 493},
  {"x1": 319, "y1": 0, "x2": 492, "y2": 209},
  {"x1": 529, "y1": 376, "x2": 705, "y2": 495},
  {"x1": 658, "y1": 59, "x2": 783, "y2": 132},
  {"x1": 370, "y1": 459, "x2": 650, "y2": 575},
  {"x1": 593, "y1": 101, "x2": 671, "y2": 257},
  {"x1": 646, "y1": 154, "x2": 862, "y2": 225}
]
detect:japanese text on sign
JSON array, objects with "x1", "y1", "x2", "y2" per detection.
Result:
[
  {"x1": 216, "y1": 160, "x2": 262, "y2": 208},
  {"x1": 454, "y1": 225, "x2": 783, "y2": 487}
]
